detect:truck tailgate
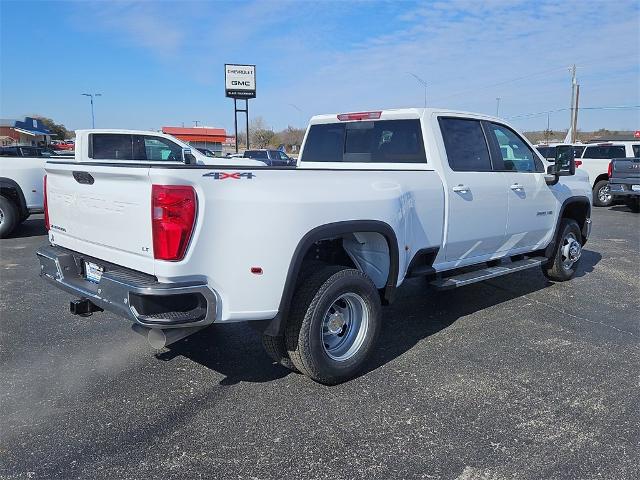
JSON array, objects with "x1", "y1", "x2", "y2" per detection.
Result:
[
  {"x1": 45, "y1": 163, "x2": 155, "y2": 275},
  {"x1": 611, "y1": 158, "x2": 640, "y2": 183}
]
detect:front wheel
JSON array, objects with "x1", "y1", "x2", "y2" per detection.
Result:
[
  {"x1": 593, "y1": 179, "x2": 613, "y2": 207},
  {"x1": 285, "y1": 266, "x2": 381, "y2": 385},
  {"x1": 542, "y1": 218, "x2": 583, "y2": 281}
]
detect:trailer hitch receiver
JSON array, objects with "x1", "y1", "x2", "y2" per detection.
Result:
[{"x1": 70, "y1": 298, "x2": 104, "y2": 317}]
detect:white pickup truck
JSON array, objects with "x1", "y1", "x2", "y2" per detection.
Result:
[
  {"x1": 577, "y1": 141, "x2": 640, "y2": 207},
  {"x1": 0, "y1": 154, "x2": 51, "y2": 238},
  {"x1": 37, "y1": 110, "x2": 592, "y2": 384}
]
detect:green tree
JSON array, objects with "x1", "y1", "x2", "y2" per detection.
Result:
[{"x1": 33, "y1": 116, "x2": 71, "y2": 140}]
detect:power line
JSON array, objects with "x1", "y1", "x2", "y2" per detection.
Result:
[
  {"x1": 431, "y1": 65, "x2": 568, "y2": 102},
  {"x1": 507, "y1": 105, "x2": 640, "y2": 120}
]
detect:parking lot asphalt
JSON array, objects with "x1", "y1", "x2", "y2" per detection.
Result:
[{"x1": 1, "y1": 207, "x2": 639, "y2": 480}]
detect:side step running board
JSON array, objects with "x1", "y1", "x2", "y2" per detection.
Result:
[{"x1": 430, "y1": 257, "x2": 547, "y2": 290}]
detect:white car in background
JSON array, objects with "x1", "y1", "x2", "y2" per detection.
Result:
[{"x1": 577, "y1": 141, "x2": 640, "y2": 207}]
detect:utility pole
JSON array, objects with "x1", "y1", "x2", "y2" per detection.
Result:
[
  {"x1": 568, "y1": 64, "x2": 580, "y2": 143},
  {"x1": 545, "y1": 112, "x2": 551, "y2": 143},
  {"x1": 407, "y1": 72, "x2": 428, "y2": 108},
  {"x1": 495, "y1": 97, "x2": 501, "y2": 117},
  {"x1": 81, "y1": 93, "x2": 102, "y2": 128},
  {"x1": 193, "y1": 120, "x2": 200, "y2": 127}
]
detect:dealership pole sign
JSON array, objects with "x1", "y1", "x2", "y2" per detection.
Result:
[
  {"x1": 225, "y1": 64, "x2": 256, "y2": 99},
  {"x1": 225, "y1": 64, "x2": 256, "y2": 153}
]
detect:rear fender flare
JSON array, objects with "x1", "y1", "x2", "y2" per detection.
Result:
[{"x1": 264, "y1": 220, "x2": 399, "y2": 337}]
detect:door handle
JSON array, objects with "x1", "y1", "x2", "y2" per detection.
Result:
[
  {"x1": 510, "y1": 183, "x2": 524, "y2": 191},
  {"x1": 453, "y1": 184, "x2": 470, "y2": 193}
]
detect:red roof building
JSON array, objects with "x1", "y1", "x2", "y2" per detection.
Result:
[{"x1": 162, "y1": 126, "x2": 232, "y2": 155}]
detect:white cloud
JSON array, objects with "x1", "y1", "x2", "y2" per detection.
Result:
[{"x1": 67, "y1": 0, "x2": 640, "y2": 130}]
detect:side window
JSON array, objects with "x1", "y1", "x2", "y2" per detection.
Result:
[
  {"x1": 488, "y1": 123, "x2": 542, "y2": 172},
  {"x1": 246, "y1": 150, "x2": 268, "y2": 159},
  {"x1": 143, "y1": 136, "x2": 182, "y2": 161},
  {"x1": 92, "y1": 134, "x2": 134, "y2": 160},
  {"x1": 439, "y1": 118, "x2": 492, "y2": 172},
  {"x1": 632, "y1": 145, "x2": 640, "y2": 157},
  {"x1": 583, "y1": 145, "x2": 626, "y2": 159}
]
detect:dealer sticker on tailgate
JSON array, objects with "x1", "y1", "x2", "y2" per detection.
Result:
[{"x1": 84, "y1": 261, "x2": 104, "y2": 283}]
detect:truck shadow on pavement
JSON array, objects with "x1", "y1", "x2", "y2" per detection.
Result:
[
  {"x1": 608, "y1": 205, "x2": 640, "y2": 214},
  {"x1": 157, "y1": 250, "x2": 601, "y2": 385},
  {"x1": 7, "y1": 216, "x2": 47, "y2": 239}
]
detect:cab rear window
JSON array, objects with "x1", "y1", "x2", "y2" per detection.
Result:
[{"x1": 301, "y1": 119, "x2": 426, "y2": 163}]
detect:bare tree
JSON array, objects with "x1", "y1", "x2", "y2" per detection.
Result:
[
  {"x1": 278, "y1": 125, "x2": 305, "y2": 149},
  {"x1": 253, "y1": 128, "x2": 276, "y2": 148}
]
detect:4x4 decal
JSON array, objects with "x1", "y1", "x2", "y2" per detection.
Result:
[{"x1": 203, "y1": 172, "x2": 255, "y2": 180}]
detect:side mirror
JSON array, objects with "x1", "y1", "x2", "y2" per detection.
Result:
[
  {"x1": 554, "y1": 145, "x2": 576, "y2": 176},
  {"x1": 182, "y1": 148, "x2": 196, "y2": 165}
]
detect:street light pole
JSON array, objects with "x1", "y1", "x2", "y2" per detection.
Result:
[
  {"x1": 496, "y1": 97, "x2": 501, "y2": 117},
  {"x1": 81, "y1": 93, "x2": 102, "y2": 128},
  {"x1": 407, "y1": 72, "x2": 428, "y2": 108}
]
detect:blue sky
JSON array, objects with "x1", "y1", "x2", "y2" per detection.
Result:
[{"x1": 1, "y1": 0, "x2": 638, "y2": 134}]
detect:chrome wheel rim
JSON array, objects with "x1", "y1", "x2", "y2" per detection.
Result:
[
  {"x1": 0, "y1": 208, "x2": 4, "y2": 225},
  {"x1": 598, "y1": 184, "x2": 611, "y2": 203},
  {"x1": 560, "y1": 232, "x2": 581, "y2": 270},
  {"x1": 321, "y1": 292, "x2": 369, "y2": 362}
]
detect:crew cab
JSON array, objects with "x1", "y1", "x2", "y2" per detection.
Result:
[
  {"x1": 577, "y1": 141, "x2": 640, "y2": 207},
  {"x1": 37, "y1": 110, "x2": 592, "y2": 384},
  {"x1": 608, "y1": 157, "x2": 640, "y2": 212}
]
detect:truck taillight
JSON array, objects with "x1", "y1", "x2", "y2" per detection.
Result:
[
  {"x1": 151, "y1": 185, "x2": 196, "y2": 261},
  {"x1": 575, "y1": 160, "x2": 582, "y2": 167},
  {"x1": 608, "y1": 161, "x2": 613, "y2": 177},
  {"x1": 43, "y1": 175, "x2": 49, "y2": 231}
]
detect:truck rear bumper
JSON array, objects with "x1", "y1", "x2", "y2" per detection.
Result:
[
  {"x1": 609, "y1": 183, "x2": 640, "y2": 198},
  {"x1": 36, "y1": 244, "x2": 217, "y2": 329}
]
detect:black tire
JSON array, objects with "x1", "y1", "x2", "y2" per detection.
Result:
[
  {"x1": 542, "y1": 218, "x2": 582, "y2": 281},
  {"x1": 285, "y1": 265, "x2": 381, "y2": 385},
  {"x1": 0, "y1": 196, "x2": 18, "y2": 239},
  {"x1": 261, "y1": 261, "x2": 327, "y2": 373},
  {"x1": 593, "y1": 179, "x2": 613, "y2": 207},
  {"x1": 262, "y1": 334, "x2": 299, "y2": 372},
  {"x1": 624, "y1": 198, "x2": 640, "y2": 213}
]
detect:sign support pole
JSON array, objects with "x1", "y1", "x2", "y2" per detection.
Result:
[
  {"x1": 234, "y1": 98, "x2": 239, "y2": 154},
  {"x1": 246, "y1": 99, "x2": 250, "y2": 149},
  {"x1": 233, "y1": 100, "x2": 249, "y2": 153}
]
